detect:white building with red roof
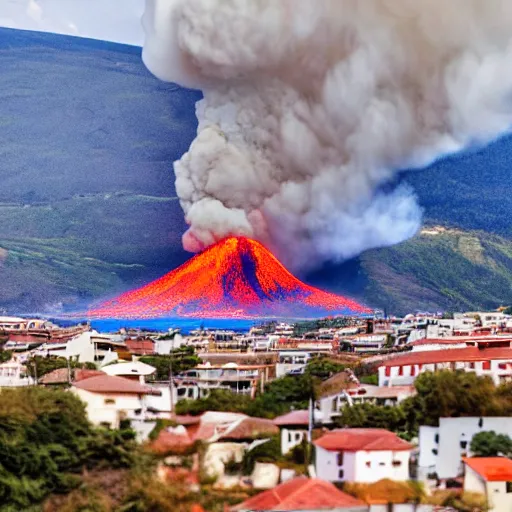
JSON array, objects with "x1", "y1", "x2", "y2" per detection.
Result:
[
  {"x1": 71, "y1": 374, "x2": 161, "y2": 429},
  {"x1": 378, "y1": 347, "x2": 512, "y2": 387},
  {"x1": 314, "y1": 429, "x2": 413, "y2": 483},
  {"x1": 463, "y1": 457, "x2": 512, "y2": 512}
]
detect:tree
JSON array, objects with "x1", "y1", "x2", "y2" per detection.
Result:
[
  {"x1": 470, "y1": 431, "x2": 512, "y2": 457},
  {"x1": 401, "y1": 371, "x2": 502, "y2": 433},
  {"x1": 25, "y1": 356, "x2": 96, "y2": 380},
  {"x1": 140, "y1": 350, "x2": 201, "y2": 381},
  {"x1": 305, "y1": 358, "x2": 347, "y2": 379},
  {"x1": 175, "y1": 389, "x2": 252, "y2": 416},
  {"x1": 335, "y1": 403, "x2": 407, "y2": 433}
]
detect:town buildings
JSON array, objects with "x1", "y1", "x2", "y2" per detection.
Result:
[{"x1": 418, "y1": 417, "x2": 512, "y2": 480}]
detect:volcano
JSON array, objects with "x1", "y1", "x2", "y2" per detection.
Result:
[{"x1": 87, "y1": 237, "x2": 370, "y2": 319}]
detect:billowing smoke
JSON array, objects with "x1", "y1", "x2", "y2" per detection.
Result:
[{"x1": 142, "y1": 0, "x2": 512, "y2": 271}]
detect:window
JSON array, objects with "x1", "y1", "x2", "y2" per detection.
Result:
[
  {"x1": 332, "y1": 398, "x2": 338, "y2": 412},
  {"x1": 379, "y1": 462, "x2": 385, "y2": 466},
  {"x1": 506, "y1": 482, "x2": 512, "y2": 493},
  {"x1": 295, "y1": 432, "x2": 302, "y2": 441},
  {"x1": 337, "y1": 452, "x2": 344, "y2": 466},
  {"x1": 482, "y1": 361, "x2": 491, "y2": 370},
  {"x1": 434, "y1": 434, "x2": 439, "y2": 444},
  {"x1": 104, "y1": 398, "x2": 115, "y2": 405},
  {"x1": 338, "y1": 469, "x2": 344, "y2": 480},
  {"x1": 398, "y1": 366, "x2": 404, "y2": 376},
  {"x1": 288, "y1": 432, "x2": 293, "y2": 443},
  {"x1": 392, "y1": 460, "x2": 402, "y2": 467},
  {"x1": 366, "y1": 461, "x2": 371, "y2": 468},
  {"x1": 460, "y1": 441, "x2": 467, "y2": 449}
]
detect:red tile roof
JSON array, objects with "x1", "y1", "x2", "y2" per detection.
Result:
[
  {"x1": 464, "y1": 457, "x2": 512, "y2": 481},
  {"x1": 174, "y1": 414, "x2": 202, "y2": 426},
  {"x1": 73, "y1": 374, "x2": 160, "y2": 395},
  {"x1": 274, "y1": 410, "x2": 310, "y2": 426},
  {"x1": 39, "y1": 368, "x2": 104, "y2": 385},
  {"x1": 125, "y1": 338, "x2": 155, "y2": 355},
  {"x1": 380, "y1": 347, "x2": 512, "y2": 367},
  {"x1": 231, "y1": 477, "x2": 366, "y2": 511},
  {"x1": 409, "y1": 337, "x2": 512, "y2": 347},
  {"x1": 219, "y1": 417, "x2": 278, "y2": 441},
  {"x1": 314, "y1": 429, "x2": 413, "y2": 452},
  {"x1": 151, "y1": 429, "x2": 193, "y2": 455}
]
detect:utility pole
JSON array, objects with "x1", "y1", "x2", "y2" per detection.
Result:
[
  {"x1": 67, "y1": 357, "x2": 72, "y2": 385},
  {"x1": 168, "y1": 336, "x2": 174, "y2": 418}
]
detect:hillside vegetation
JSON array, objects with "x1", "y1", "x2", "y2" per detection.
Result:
[{"x1": 359, "y1": 227, "x2": 512, "y2": 314}]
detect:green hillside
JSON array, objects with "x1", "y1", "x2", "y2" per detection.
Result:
[{"x1": 359, "y1": 227, "x2": 512, "y2": 315}]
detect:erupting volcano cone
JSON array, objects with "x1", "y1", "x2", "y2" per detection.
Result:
[{"x1": 87, "y1": 237, "x2": 370, "y2": 319}]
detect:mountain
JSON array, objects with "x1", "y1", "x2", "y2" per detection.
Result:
[
  {"x1": 1, "y1": 28, "x2": 511, "y2": 315},
  {"x1": 87, "y1": 237, "x2": 370, "y2": 318}
]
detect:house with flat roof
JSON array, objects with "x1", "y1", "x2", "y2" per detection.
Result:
[{"x1": 463, "y1": 457, "x2": 512, "y2": 512}]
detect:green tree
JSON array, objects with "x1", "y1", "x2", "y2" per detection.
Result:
[
  {"x1": 401, "y1": 371, "x2": 501, "y2": 432},
  {"x1": 0, "y1": 350, "x2": 12, "y2": 364},
  {"x1": 140, "y1": 350, "x2": 201, "y2": 381},
  {"x1": 335, "y1": 402, "x2": 407, "y2": 433},
  {"x1": 175, "y1": 389, "x2": 252, "y2": 416},
  {"x1": 470, "y1": 431, "x2": 512, "y2": 457},
  {"x1": 305, "y1": 358, "x2": 347, "y2": 379}
]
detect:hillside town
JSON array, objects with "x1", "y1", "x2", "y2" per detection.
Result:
[{"x1": 1, "y1": 310, "x2": 512, "y2": 511}]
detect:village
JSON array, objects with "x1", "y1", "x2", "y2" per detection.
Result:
[{"x1": 1, "y1": 310, "x2": 512, "y2": 512}]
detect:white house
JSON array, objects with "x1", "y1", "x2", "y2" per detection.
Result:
[
  {"x1": 36, "y1": 331, "x2": 126, "y2": 366},
  {"x1": 378, "y1": 347, "x2": 512, "y2": 387},
  {"x1": 418, "y1": 417, "x2": 512, "y2": 480},
  {"x1": 463, "y1": 457, "x2": 512, "y2": 512},
  {"x1": 314, "y1": 429, "x2": 413, "y2": 483},
  {"x1": 273, "y1": 410, "x2": 324, "y2": 455},
  {"x1": 71, "y1": 374, "x2": 161, "y2": 428}
]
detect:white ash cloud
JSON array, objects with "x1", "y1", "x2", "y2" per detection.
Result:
[{"x1": 142, "y1": 0, "x2": 512, "y2": 271}]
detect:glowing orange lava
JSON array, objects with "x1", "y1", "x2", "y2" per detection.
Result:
[{"x1": 87, "y1": 237, "x2": 371, "y2": 319}]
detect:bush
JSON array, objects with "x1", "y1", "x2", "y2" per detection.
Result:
[
  {"x1": 470, "y1": 431, "x2": 512, "y2": 457},
  {"x1": 241, "y1": 437, "x2": 281, "y2": 475}
]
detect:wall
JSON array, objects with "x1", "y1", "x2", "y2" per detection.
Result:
[
  {"x1": 72, "y1": 387, "x2": 145, "y2": 428},
  {"x1": 280, "y1": 427, "x2": 307, "y2": 455},
  {"x1": 203, "y1": 442, "x2": 247, "y2": 479},
  {"x1": 485, "y1": 480, "x2": 512, "y2": 512},
  {"x1": 315, "y1": 446, "x2": 356, "y2": 483},
  {"x1": 417, "y1": 426, "x2": 439, "y2": 474},
  {"x1": 353, "y1": 450, "x2": 410, "y2": 483}
]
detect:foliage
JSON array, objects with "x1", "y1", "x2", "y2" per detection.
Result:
[
  {"x1": 175, "y1": 389, "x2": 252, "y2": 416},
  {"x1": 335, "y1": 403, "x2": 407, "y2": 433},
  {"x1": 147, "y1": 419, "x2": 177, "y2": 442},
  {"x1": 139, "y1": 351, "x2": 201, "y2": 381},
  {"x1": 305, "y1": 358, "x2": 347, "y2": 379},
  {"x1": 241, "y1": 436, "x2": 281, "y2": 475},
  {"x1": 470, "y1": 431, "x2": 512, "y2": 457},
  {"x1": 0, "y1": 350, "x2": 12, "y2": 364},
  {"x1": 503, "y1": 306, "x2": 512, "y2": 315},
  {"x1": 343, "y1": 479, "x2": 426, "y2": 505},
  {"x1": 401, "y1": 371, "x2": 507, "y2": 433},
  {"x1": 358, "y1": 374, "x2": 378, "y2": 386},
  {"x1": 0, "y1": 387, "x2": 139, "y2": 511},
  {"x1": 430, "y1": 490, "x2": 488, "y2": 512},
  {"x1": 25, "y1": 356, "x2": 96, "y2": 380}
]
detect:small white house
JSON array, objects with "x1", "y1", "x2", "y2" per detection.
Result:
[
  {"x1": 71, "y1": 374, "x2": 161, "y2": 428},
  {"x1": 0, "y1": 358, "x2": 33, "y2": 387},
  {"x1": 463, "y1": 457, "x2": 512, "y2": 512},
  {"x1": 274, "y1": 410, "x2": 317, "y2": 455},
  {"x1": 314, "y1": 429, "x2": 413, "y2": 483},
  {"x1": 418, "y1": 417, "x2": 512, "y2": 480}
]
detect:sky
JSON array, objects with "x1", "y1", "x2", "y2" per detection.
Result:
[{"x1": 0, "y1": 0, "x2": 144, "y2": 45}]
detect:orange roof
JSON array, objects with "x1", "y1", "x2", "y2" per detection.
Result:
[
  {"x1": 464, "y1": 457, "x2": 512, "y2": 481},
  {"x1": 231, "y1": 476, "x2": 365, "y2": 511},
  {"x1": 151, "y1": 429, "x2": 193, "y2": 455},
  {"x1": 219, "y1": 417, "x2": 278, "y2": 441},
  {"x1": 274, "y1": 410, "x2": 310, "y2": 426},
  {"x1": 380, "y1": 347, "x2": 512, "y2": 367},
  {"x1": 73, "y1": 374, "x2": 160, "y2": 395},
  {"x1": 314, "y1": 429, "x2": 413, "y2": 452}
]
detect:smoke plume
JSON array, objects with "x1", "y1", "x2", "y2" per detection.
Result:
[{"x1": 142, "y1": 0, "x2": 512, "y2": 271}]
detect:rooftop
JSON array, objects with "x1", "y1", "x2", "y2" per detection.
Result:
[
  {"x1": 39, "y1": 368, "x2": 104, "y2": 385},
  {"x1": 314, "y1": 429, "x2": 413, "y2": 452},
  {"x1": 274, "y1": 410, "x2": 310, "y2": 426},
  {"x1": 231, "y1": 476, "x2": 366, "y2": 511},
  {"x1": 464, "y1": 457, "x2": 512, "y2": 481},
  {"x1": 72, "y1": 374, "x2": 160, "y2": 395},
  {"x1": 380, "y1": 347, "x2": 512, "y2": 367},
  {"x1": 102, "y1": 361, "x2": 156, "y2": 377}
]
